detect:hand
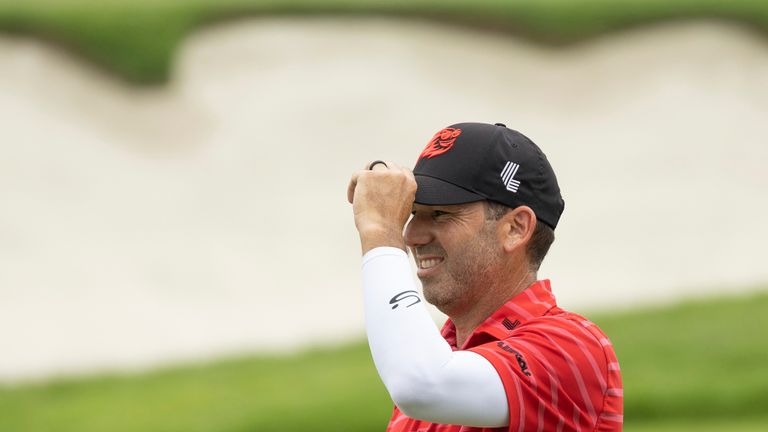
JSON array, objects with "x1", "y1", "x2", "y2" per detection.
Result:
[{"x1": 347, "y1": 161, "x2": 417, "y2": 254}]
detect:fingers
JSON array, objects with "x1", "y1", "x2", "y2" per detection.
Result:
[
  {"x1": 365, "y1": 160, "x2": 405, "y2": 174},
  {"x1": 349, "y1": 161, "x2": 390, "y2": 204},
  {"x1": 349, "y1": 160, "x2": 406, "y2": 204},
  {"x1": 348, "y1": 160, "x2": 417, "y2": 250},
  {"x1": 347, "y1": 170, "x2": 361, "y2": 204}
]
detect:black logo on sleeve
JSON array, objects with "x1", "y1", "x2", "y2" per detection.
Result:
[
  {"x1": 389, "y1": 290, "x2": 422, "y2": 309},
  {"x1": 497, "y1": 341, "x2": 532, "y2": 376}
]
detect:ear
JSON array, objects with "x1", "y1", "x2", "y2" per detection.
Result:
[{"x1": 498, "y1": 206, "x2": 536, "y2": 254}]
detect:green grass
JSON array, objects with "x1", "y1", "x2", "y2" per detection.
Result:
[
  {"x1": 604, "y1": 291, "x2": 768, "y2": 422},
  {"x1": 1, "y1": 289, "x2": 766, "y2": 431},
  {"x1": 2, "y1": 0, "x2": 768, "y2": 84},
  {"x1": 626, "y1": 417, "x2": 768, "y2": 432},
  {"x1": 0, "y1": 342, "x2": 393, "y2": 432}
]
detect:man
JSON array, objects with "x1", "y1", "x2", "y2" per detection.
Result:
[{"x1": 347, "y1": 122, "x2": 623, "y2": 431}]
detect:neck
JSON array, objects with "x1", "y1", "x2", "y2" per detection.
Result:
[{"x1": 452, "y1": 270, "x2": 537, "y2": 348}]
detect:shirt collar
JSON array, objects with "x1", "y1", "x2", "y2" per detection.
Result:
[{"x1": 440, "y1": 279, "x2": 558, "y2": 350}]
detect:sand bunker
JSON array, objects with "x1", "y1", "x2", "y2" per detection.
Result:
[{"x1": 1, "y1": 18, "x2": 767, "y2": 381}]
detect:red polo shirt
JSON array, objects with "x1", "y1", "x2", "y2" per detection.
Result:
[{"x1": 385, "y1": 280, "x2": 623, "y2": 432}]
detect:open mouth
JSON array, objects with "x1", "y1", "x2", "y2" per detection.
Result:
[
  {"x1": 418, "y1": 257, "x2": 443, "y2": 269},
  {"x1": 416, "y1": 256, "x2": 444, "y2": 277}
]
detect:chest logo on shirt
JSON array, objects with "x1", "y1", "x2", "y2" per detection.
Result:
[
  {"x1": 389, "y1": 290, "x2": 422, "y2": 309},
  {"x1": 497, "y1": 341, "x2": 532, "y2": 377},
  {"x1": 502, "y1": 317, "x2": 521, "y2": 330}
]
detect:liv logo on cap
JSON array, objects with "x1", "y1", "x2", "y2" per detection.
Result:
[
  {"x1": 419, "y1": 127, "x2": 462, "y2": 159},
  {"x1": 500, "y1": 161, "x2": 521, "y2": 193}
]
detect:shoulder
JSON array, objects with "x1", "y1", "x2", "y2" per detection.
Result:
[
  {"x1": 513, "y1": 307, "x2": 617, "y2": 369},
  {"x1": 468, "y1": 308, "x2": 623, "y2": 430},
  {"x1": 474, "y1": 307, "x2": 618, "y2": 394}
]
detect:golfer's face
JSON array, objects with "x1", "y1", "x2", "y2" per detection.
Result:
[{"x1": 405, "y1": 202, "x2": 501, "y2": 311}]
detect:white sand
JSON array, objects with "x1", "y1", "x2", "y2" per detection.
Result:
[{"x1": 1, "y1": 18, "x2": 767, "y2": 382}]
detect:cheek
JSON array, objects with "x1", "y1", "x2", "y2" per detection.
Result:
[
  {"x1": 445, "y1": 238, "x2": 478, "y2": 271},
  {"x1": 455, "y1": 229, "x2": 500, "y2": 265}
]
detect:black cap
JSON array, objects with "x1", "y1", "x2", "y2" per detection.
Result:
[{"x1": 413, "y1": 122, "x2": 565, "y2": 229}]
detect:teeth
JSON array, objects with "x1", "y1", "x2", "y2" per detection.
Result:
[{"x1": 420, "y1": 258, "x2": 441, "y2": 269}]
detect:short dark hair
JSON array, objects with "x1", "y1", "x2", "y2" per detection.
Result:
[{"x1": 484, "y1": 201, "x2": 555, "y2": 271}]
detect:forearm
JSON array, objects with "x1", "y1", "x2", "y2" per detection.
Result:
[{"x1": 362, "y1": 247, "x2": 509, "y2": 427}]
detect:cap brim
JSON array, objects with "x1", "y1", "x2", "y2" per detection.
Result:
[{"x1": 414, "y1": 174, "x2": 486, "y2": 205}]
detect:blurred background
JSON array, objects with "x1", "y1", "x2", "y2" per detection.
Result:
[{"x1": 1, "y1": 1, "x2": 767, "y2": 431}]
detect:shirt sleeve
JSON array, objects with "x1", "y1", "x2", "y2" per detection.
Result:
[
  {"x1": 362, "y1": 247, "x2": 509, "y2": 427},
  {"x1": 469, "y1": 318, "x2": 613, "y2": 432}
]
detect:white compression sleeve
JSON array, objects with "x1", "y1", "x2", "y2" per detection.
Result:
[{"x1": 362, "y1": 247, "x2": 509, "y2": 427}]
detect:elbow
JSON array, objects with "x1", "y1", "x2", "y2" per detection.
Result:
[{"x1": 386, "y1": 371, "x2": 441, "y2": 419}]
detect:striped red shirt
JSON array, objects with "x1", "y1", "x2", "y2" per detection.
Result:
[{"x1": 385, "y1": 279, "x2": 623, "y2": 432}]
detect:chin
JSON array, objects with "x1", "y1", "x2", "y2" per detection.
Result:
[
  {"x1": 422, "y1": 287, "x2": 450, "y2": 309},
  {"x1": 421, "y1": 285, "x2": 439, "y2": 305}
]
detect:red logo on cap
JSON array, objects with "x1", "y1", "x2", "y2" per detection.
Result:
[{"x1": 419, "y1": 128, "x2": 462, "y2": 159}]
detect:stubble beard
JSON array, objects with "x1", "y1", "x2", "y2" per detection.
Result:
[{"x1": 419, "y1": 223, "x2": 502, "y2": 315}]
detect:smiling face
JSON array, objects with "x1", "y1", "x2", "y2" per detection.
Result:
[{"x1": 404, "y1": 201, "x2": 505, "y2": 315}]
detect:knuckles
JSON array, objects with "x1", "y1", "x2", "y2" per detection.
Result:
[{"x1": 351, "y1": 163, "x2": 416, "y2": 202}]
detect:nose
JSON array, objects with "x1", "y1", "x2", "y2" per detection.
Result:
[{"x1": 404, "y1": 214, "x2": 433, "y2": 248}]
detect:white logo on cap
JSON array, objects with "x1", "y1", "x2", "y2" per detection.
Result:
[{"x1": 501, "y1": 161, "x2": 521, "y2": 193}]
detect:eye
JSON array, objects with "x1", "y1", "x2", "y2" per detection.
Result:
[{"x1": 432, "y1": 210, "x2": 449, "y2": 218}]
